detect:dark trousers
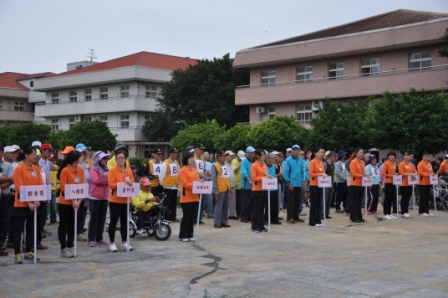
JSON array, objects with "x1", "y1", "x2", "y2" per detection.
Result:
[
  {"x1": 345, "y1": 186, "x2": 352, "y2": 213},
  {"x1": 400, "y1": 186, "x2": 412, "y2": 214},
  {"x1": 179, "y1": 202, "x2": 198, "y2": 239},
  {"x1": 151, "y1": 185, "x2": 163, "y2": 197},
  {"x1": 350, "y1": 186, "x2": 364, "y2": 221},
  {"x1": 162, "y1": 188, "x2": 178, "y2": 220},
  {"x1": 264, "y1": 190, "x2": 279, "y2": 223},
  {"x1": 108, "y1": 202, "x2": 128, "y2": 243},
  {"x1": 37, "y1": 202, "x2": 47, "y2": 245},
  {"x1": 49, "y1": 194, "x2": 57, "y2": 223},
  {"x1": 419, "y1": 185, "x2": 431, "y2": 214},
  {"x1": 88, "y1": 200, "x2": 108, "y2": 242},
  {"x1": 58, "y1": 204, "x2": 75, "y2": 250},
  {"x1": 13, "y1": 214, "x2": 34, "y2": 254},
  {"x1": 252, "y1": 191, "x2": 267, "y2": 231},
  {"x1": 286, "y1": 186, "x2": 301, "y2": 220},
  {"x1": 384, "y1": 183, "x2": 397, "y2": 215},
  {"x1": 0, "y1": 197, "x2": 14, "y2": 243},
  {"x1": 330, "y1": 183, "x2": 337, "y2": 207},
  {"x1": 240, "y1": 189, "x2": 253, "y2": 222},
  {"x1": 322, "y1": 187, "x2": 332, "y2": 217},
  {"x1": 77, "y1": 202, "x2": 88, "y2": 234},
  {"x1": 235, "y1": 189, "x2": 243, "y2": 217},
  {"x1": 367, "y1": 184, "x2": 380, "y2": 212},
  {"x1": 309, "y1": 186, "x2": 322, "y2": 226}
]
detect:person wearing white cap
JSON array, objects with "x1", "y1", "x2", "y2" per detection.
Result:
[
  {"x1": 31, "y1": 141, "x2": 42, "y2": 149},
  {"x1": 232, "y1": 150, "x2": 245, "y2": 219},
  {"x1": 224, "y1": 151, "x2": 237, "y2": 219},
  {"x1": 240, "y1": 146, "x2": 255, "y2": 223},
  {"x1": 283, "y1": 144, "x2": 305, "y2": 224}
]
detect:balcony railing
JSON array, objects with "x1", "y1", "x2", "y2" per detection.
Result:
[
  {"x1": 236, "y1": 64, "x2": 448, "y2": 89},
  {"x1": 35, "y1": 94, "x2": 159, "y2": 106}
]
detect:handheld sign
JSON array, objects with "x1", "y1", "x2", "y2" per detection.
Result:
[
  {"x1": 117, "y1": 183, "x2": 140, "y2": 197},
  {"x1": 392, "y1": 175, "x2": 403, "y2": 185},
  {"x1": 262, "y1": 177, "x2": 278, "y2": 190},
  {"x1": 192, "y1": 181, "x2": 213, "y2": 194},
  {"x1": 153, "y1": 164, "x2": 161, "y2": 176},
  {"x1": 64, "y1": 184, "x2": 89, "y2": 200},
  {"x1": 407, "y1": 175, "x2": 419, "y2": 185},
  {"x1": 20, "y1": 185, "x2": 51, "y2": 202},
  {"x1": 362, "y1": 176, "x2": 373, "y2": 187},
  {"x1": 169, "y1": 164, "x2": 178, "y2": 176},
  {"x1": 429, "y1": 174, "x2": 438, "y2": 185},
  {"x1": 318, "y1": 176, "x2": 332, "y2": 188},
  {"x1": 195, "y1": 160, "x2": 204, "y2": 172}
]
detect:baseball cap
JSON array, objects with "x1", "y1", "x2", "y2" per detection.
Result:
[
  {"x1": 224, "y1": 150, "x2": 235, "y2": 156},
  {"x1": 194, "y1": 143, "x2": 206, "y2": 150},
  {"x1": 216, "y1": 151, "x2": 229, "y2": 157},
  {"x1": 152, "y1": 148, "x2": 162, "y2": 155},
  {"x1": 40, "y1": 143, "x2": 53, "y2": 151},
  {"x1": 4, "y1": 146, "x2": 19, "y2": 153},
  {"x1": 114, "y1": 142, "x2": 129, "y2": 153},
  {"x1": 49, "y1": 154, "x2": 56, "y2": 160},
  {"x1": 338, "y1": 150, "x2": 347, "y2": 157},
  {"x1": 329, "y1": 151, "x2": 338, "y2": 156},
  {"x1": 271, "y1": 151, "x2": 280, "y2": 155},
  {"x1": 61, "y1": 146, "x2": 75, "y2": 155},
  {"x1": 168, "y1": 148, "x2": 179, "y2": 153},
  {"x1": 286, "y1": 148, "x2": 292, "y2": 153},
  {"x1": 324, "y1": 151, "x2": 330, "y2": 158},
  {"x1": 11, "y1": 145, "x2": 20, "y2": 151},
  {"x1": 76, "y1": 143, "x2": 89, "y2": 152},
  {"x1": 140, "y1": 177, "x2": 151, "y2": 186},
  {"x1": 237, "y1": 150, "x2": 246, "y2": 159},
  {"x1": 94, "y1": 151, "x2": 111, "y2": 161},
  {"x1": 292, "y1": 144, "x2": 300, "y2": 149},
  {"x1": 246, "y1": 146, "x2": 255, "y2": 153},
  {"x1": 32, "y1": 141, "x2": 42, "y2": 147}
]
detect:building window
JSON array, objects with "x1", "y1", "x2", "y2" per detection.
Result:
[
  {"x1": 30, "y1": 81, "x2": 34, "y2": 87},
  {"x1": 144, "y1": 115, "x2": 151, "y2": 121},
  {"x1": 14, "y1": 102, "x2": 25, "y2": 111},
  {"x1": 83, "y1": 116, "x2": 92, "y2": 122},
  {"x1": 69, "y1": 117, "x2": 77, "y2": 128},
  {"x1": 145, "y1": 85, "x2": 157, "y2": 98},
  {"x1": 267, "y1": 107, "x2": 275, "y2": 119},
  {"x1": 52, "y1": 93, "x2": 60, "y2": 104},
  {"x1": 296, "y1": 66, "x2": 313, "y2": 83},
  {"x1": 409, "y1": 51, "x2": 431, "y2": 71},
  {"x1": 121, "y1": 85, "x2": 129, "y2": 98},
  {"x1": 296, "y1": 104, "x2": 312, "y2": 123},
  {"x1": 328, "y1": 62, "x2": 344, "y2": 79},
  {"x1": 51, "y1": 119, "x2": 59, "y2": 130},
  {"x1": 120, "y1": 115, "x2": 129, "y2": 128},
  {"x1": 361, "y1": 58, "x2": 380, "y2": 76},
  {"x1": 99, "y1": 115, "x2": 108, "y2": 124},
  {"x1": 100, "y1": 88, "x2": 108, "y2": 99},
  {"x1": 261, "y1": 70, "x2": 276, "y2": 86},
  {"x1": 85, "y1": 89, "x2": 92, "y2": 101},
  {"x1": 144, "y1": 145, "x2": 152, "y2": 158},
  {"x1": 69, "y1": 91, "x2": 77, "y2": 103}
]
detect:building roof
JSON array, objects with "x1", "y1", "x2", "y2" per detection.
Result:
[
  {"x1": 249, "y1": 9, "x2": 448, "y2": 49},
  {"x1": 0, "y1": 72, "x2": 30, "y2": 90},
  {"x1": 56, "y1": 51, "x2": 198, "y2": 77}
]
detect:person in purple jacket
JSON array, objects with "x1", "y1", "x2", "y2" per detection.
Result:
[{"x1": 88, "y1": 151, "x2": 111, "y2": 247}]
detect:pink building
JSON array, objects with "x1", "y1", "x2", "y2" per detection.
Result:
[{"x1": 233, "y1": 10, "x2": 448, "y2": 127}]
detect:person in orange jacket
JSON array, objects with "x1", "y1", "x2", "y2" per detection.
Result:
[
  {"x1": 417, "y1": 152, "x2": 435, "y2": 216},
  {"x1": 250, "y1": 149, "x2": 270, "y2": 233},
  {"x1": 308, "y1": 147, "x2": 328, "y2": 226},
  {"x1": 381, "y1": 151, "x2": 399, "y2": 220},
  {"x1": 349, "y1": 148, "x2": 367, "y2": 223},
  {"x1": 398, "y1": 151, "x2": 418, "y2": 218}
]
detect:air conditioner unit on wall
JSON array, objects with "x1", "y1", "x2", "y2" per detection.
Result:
[
  {"x1": 311, "y1": 100, "x2": 323, "y2": 111},
  {"x1": 256, "y1": 107, "x2": 265, "y2": 114}
]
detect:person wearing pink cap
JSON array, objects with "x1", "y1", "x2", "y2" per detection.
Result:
[{"x1": 131, "y1": 177, "x2": 160, "y2": 234}]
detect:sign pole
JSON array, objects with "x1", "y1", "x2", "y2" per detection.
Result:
[
  {"x1": 74, "y1": 199, "x2": 77, "y2": 258},
  {"x1": 268, "y1": 191, "x2": 271, "y2": 233},
  {"x1": 364, "y1": 187, "x2": 368, "y2": 222},
  {"x1": 412, "y1": 184, "x2": 416, "y2": 217},
  {"x1": 127, "y1": 197, "x2": 130, "y2": 252},
  {"x1": 34, "y1": 207, "x2": 37, "y2": 264},
  {"x1": 195, "y1": 194, "x2": 202, "y2": 242},
  {"x1": 396, "y1": 185, "x2": 399, "y2": 219},
  {"x1": 322, "y1": 188, "x2": 326, "y2": 227},
  {"x1": 433, "y1": 185, "x2": 437, "y2": 217}
]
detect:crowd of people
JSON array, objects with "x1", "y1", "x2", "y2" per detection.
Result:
[{"x1": 1, "y1": 140, "x2": 447, "y2": 264}]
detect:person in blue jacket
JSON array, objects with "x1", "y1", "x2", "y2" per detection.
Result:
[
  {"x1": 283, "y1": 144, "x2": 305, "y2": 224},
  {"x1": 240, "y1": 146, "x2": 255, "y2": 223}
]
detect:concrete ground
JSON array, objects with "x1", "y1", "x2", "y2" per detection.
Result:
[{"x1": 1, "y1": 205, "x2": 447, "y2": 298}]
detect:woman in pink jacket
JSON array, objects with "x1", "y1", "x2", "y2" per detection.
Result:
[{"x1": 88, "y1": 151, "x2": 111, "y2": 247}]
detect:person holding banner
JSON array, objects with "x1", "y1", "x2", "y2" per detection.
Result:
[
  {"x1": 308, "y1": 147, "x2": 327, "y2": 227},
  {"x1": 365, "y1": 155, "x2": 380, "y2": 215},
  {"x1": 381, "y1": 152, "x2": 399, "y2": 220},
  {"x1": 12, "y1": 146, "x2": 44, "y2": 263},
  {"x1": 159, "y1": 148, "x2": 180, "y2": 222},
  {"x1": 349, "y1": 148, "x2": 367, "y2": 223},
  {"x1": 57, "y1": 150, "x2": 85, "y2": 257},
  {"x1": 250, "y1": 149, "x2": 269, "y2": 232},
  {"x1": 178, "y1": 151, "x2": 200, "y2": 242},
  {"x1": 108, "y1": 151, "x2": 135, "y2": 252},
  {"x1": 398, "y1": 152, "x2": 418, "y2": 218},
  {"x1": 417, "y1": 152, "x2": 435, "y2": 217},
  {"x1": 211, "y1": 151, "x2": 233, "y2": 229}
]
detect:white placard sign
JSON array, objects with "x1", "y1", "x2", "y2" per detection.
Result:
[
  {"x1": 407, "y1": 175, "x2": 419, "y2": 185},
  {"x1": 392, "y1": 175, "x2": 403, "y2": 185},
  {"x1": 19, "y1": 185, "x2": 51, "y2": 202},
  {"x1": 64, "y1": 183, "x2": 89, "y2": 200},
  {"x1": 192, "y1": 181, "x2": 213, "y2": 194},
  {"x1": 318, "y1": 176, "x2": 332, "y2": 188},
  {"x1": 169, "y1": 164, "x2": 178, "y2": 176},
  {"x1": 362, "y1": 176, "x2": 373, "y2": 187},
  {"x1": 262, "y1": 178, "x2": 278, "y2": 190},
  {"x1": 153, "y1": 164, "x2": 161, "y2": 176},
  {"x1": 117, "y1": 183, "x2": 140, "y2": 197},
  {"x1": 429, "y1": 174, "x2": 438, "y2": 185},
  {"x1": 195, "y1": 160, "x2": 204, "y2": 172}
]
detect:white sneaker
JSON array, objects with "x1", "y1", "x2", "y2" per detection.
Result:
[
  {"x1": 61, "y1": 247, "x2": 73, "y2": 258},
  {"x1": 77, "y1": 233, "x2": 87, "y2": 241},
  {"x1": 180, "y1": 238, "x2": 189, "y2": 242},
  {"x1": 390, "y1": 215, "x2": 397, "y2": 220},
  {"x1": 121, "y1": 242, "x2": 133, "y2": 251},
  {"x1": 420, "y1": 213, "x2": 429, "y2": 217},
  {"x1": 384, "y1": 215, "x2": 392, "y2": 220},
  {"x1": 314, "y1": 224, "x2": 322, "y2": 227},
  {"x1": 136, "y1": 229, "x2": 145, "y2": 235},
  {"x1": 188, "y1": 238, "x2": 196, "y2": 242},
  {"x1": 402, "y1": 213, "x2": 411, "y2": 218},
  {"x1": 428, "y1": 213, "x2": 434, "y2": 217},
  {"x1": 109, "y1": 243, "x2": 118, "y2": 252},
  {"x1": 68, "y1": 247, "x2": 75, "y2": 256}
]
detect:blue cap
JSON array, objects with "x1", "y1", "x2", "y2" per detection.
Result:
[
  {"x1": 286, "y1": 148, "x2": 292, "y2": 153},
  {"x1": 337, "y1": 150, "x2": 347, "y2": 157},
  {"x1": 76, "y1": 143, "x2": 88, "y2": 152},
  {"x1": 246, "y1": 146, "x2": 255, "y2": 153},
  {"x1": 292, "y1": 144, "x2": 300, "y2": 149}
]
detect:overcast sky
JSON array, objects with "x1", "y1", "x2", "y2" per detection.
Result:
[{"x1": 1, "y1": 0, "x2": 447, "y2": 74}]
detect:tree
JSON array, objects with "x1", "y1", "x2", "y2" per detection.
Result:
[
  {"x1": 0, "y1": 123, "x2": 51, "y2": 148},
  {"x1": 47, "y1": 129, "x2": 67, "y2": 150},
  {"x1": 365, "y1": 89, "x2": 448, "y2": 155},
  {"x1": 307, "y1": 98, "x2": 370, "y2": 151},
  {"x1": 438, "y1": 27, "x2": 448, "y2": 58},
  {"x1": 213, "y1": 124, "x2": 251, "y2": 152},
  {"x1": 170, "y1": 119, "x2": 224, "y2": 152},
  {"x1": 156, "y1": 54, "x2": 249, "y2": 128},
  {"x1": 142, "y1": 110, "x2": 185, "y2": 142},
  {"x1": 246, "y1": 116, "x2": 309, "y2": 151},
  {"x1": 55, "y1": 120, "x2": 117, "y2": 152}
]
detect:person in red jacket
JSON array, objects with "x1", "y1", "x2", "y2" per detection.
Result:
[
  {"x1": 417, "y1": 152, "x2": 434, "y2": 216},
  {"x1": 349, "y1": 148, "x2": 367, "y2": 223}
]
